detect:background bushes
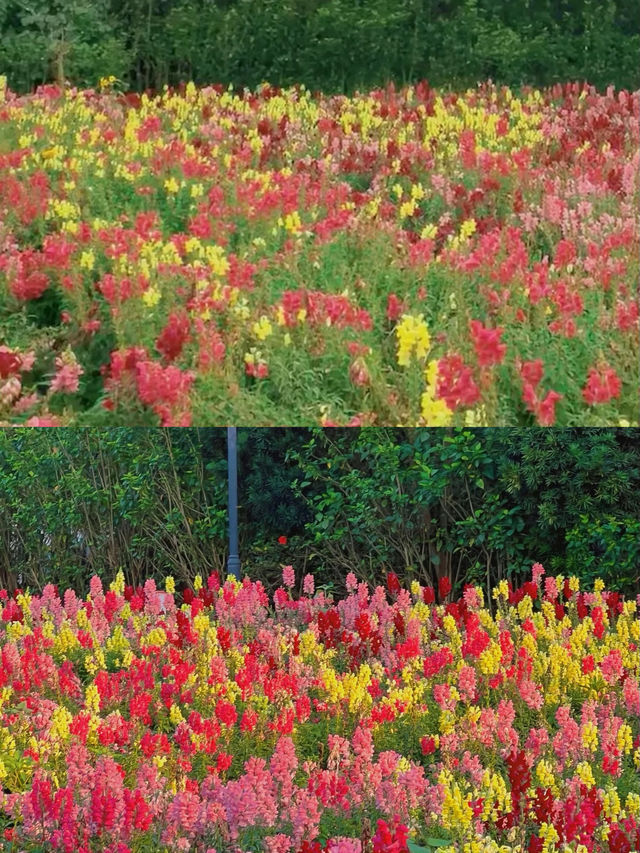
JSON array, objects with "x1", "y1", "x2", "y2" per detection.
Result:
[
  {"x1": 0, "y1": 427, "x2": 638, "y2": 597},
  {"x1": 0, "y1": 0, "x2": 638, "y2": 95}
]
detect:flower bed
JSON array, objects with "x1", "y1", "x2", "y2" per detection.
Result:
[
  {"x1": 0, "y1": 77, "x2": 638, "y2": 425},
  {"x1": 0, "y1": 564, "x2": 638, "y2": 852}
]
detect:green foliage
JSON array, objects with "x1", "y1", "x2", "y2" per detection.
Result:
[
  {"x1": 0, "y1": 428, "x2": 638, "y2": 597},
  {"x1": 563, "y1": 515, "x2": 640, "y2": 592},
  {"x1": 0, "y1": 0, "x2": 638, "y2": 94},
  {"x1": 290, "y1": 427, "x2": 640, "y2": 596}
]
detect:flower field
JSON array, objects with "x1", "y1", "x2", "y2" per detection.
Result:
[
  {"x1": 0, "y1": 77, "x2": 638, "y2": 426},
  {"x1": 0, "y1": 565, "x2": 638, "y2": 852}
]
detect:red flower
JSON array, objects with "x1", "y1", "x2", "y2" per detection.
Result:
[
  {"x1": 386, "y1": 293, "x2": 404, "y2": 322},
  {"x1": 420, "y1": 735, "x2": 437, "y2": 755},
  {"x1": 240, "y1": 708, "x2": 258, "y2": 732},
  {"x1": 582, "y1": 654, "x2": 595, "y2": 674},
  {"x1": 278, "y1": 536, "x2": 287, "y2": 545},
  {"x1": 215, "y1": 699, "x2": 238, "y2": 727},
  {"x1": 386, "y1": 571, "x2": 401, "y2": 596},
  {"x1": 553, "y1": 238, "x2": 576, "y2": 268},
  {"x1": 423, "y1": 586, "x2": 435, "y2": 604},
  {"x1": 536, "y1": 390, "x2": 563, "y2": 426},
  {"x1": 470, "y1": 320, "x2": 507, "y2": 367},
  {"x1": 155, "y1": 311, "x2": 191, "y2": 362},
  {"x1": 583, "y1": 364, "x2": 622, "y2": 405},
  {"x1": 438, "y1": 576, "x2": 452, "y2": 599},
  {"x1": 0, "y1": 346, "x2": 22, "y2": 378},
  {"x1": 216, "y1": 752, "x2": 233, "y2": 772},
  {"x1": 436, "y1": 353, "x2": 480, "y2": 409},
  {"x1": 520, "y1": 359, "x2": 544, "y2": 387}
]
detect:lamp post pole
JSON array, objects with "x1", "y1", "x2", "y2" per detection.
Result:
[{"x1": 226, "y1": 427, "x2": 241, "y2": 579}]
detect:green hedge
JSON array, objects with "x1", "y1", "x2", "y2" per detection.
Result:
[
  {"x1": 1, "y1": 428, "x2": 638, "y2": 597},
  {"x1": 1, "y1": 0, "x2": 638, "y2": 94}
]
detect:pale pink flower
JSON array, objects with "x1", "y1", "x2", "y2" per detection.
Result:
[
  {"x1": 544, "y1": 577, "x2": 559, "y2": 601},
  {"x1": 327, "y1": 839, "x2": 361, "y2": 853},
  {"x1": 265, "y1": 835, "x2": 292, "y2": 853},
  {"x1": 600, "y1": 649, "x2": 624, "y2": 684},
  {"x1": 50, "y1": 359, "x2": 83, "y2": 394},
  {"x1": 519, "y1": 678, "x2": 544, "y2": 710},
  {"x1": 457, "y1": 664, "x2": 477, "y2": 703},
  {"x1": 463, "y1": 586, "x2": 481, "y2": 609},
  {"x1": 303, "y1": 574, "x2": 315, "y2": 596},
  {"x1": 622, "y1": 673, "x2": 640, "y2": 715},
  {"x1": 282, "y1": 565, "x2": 295, "y2": 589},
  {"x1": 345, "y1": 572, "x2": 358, "y2": 592},
  {"x1": 532, "y1": 563, "x2": 545, "y2": 584}
]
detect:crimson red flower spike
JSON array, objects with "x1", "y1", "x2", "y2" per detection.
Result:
[
  {"x1": 386, "y1": 571, "x2": 401, "y2": 596},
  {"x1": 438, "y1": 575, "x2": 452, "y2": 599}
]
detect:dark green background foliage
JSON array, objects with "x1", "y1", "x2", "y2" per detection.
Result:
[
  {"x1": 0, "y1": 428, "x2": 637, "y2": 597},
  {"x1": 0, "y1": 0, "x2": 638, "y2": 94}
]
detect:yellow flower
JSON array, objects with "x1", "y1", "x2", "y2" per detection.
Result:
[
  {"x1": 169, "y1": 703, "x2": 185, "y2": 726},
  {"x1": 50, "y1": 706, "x2": 73, "y2": 742},
  {"x1": 602, "y1": 789, "x2": 621, "y2": 820},
  {"x1": 617, "y1": 722, "x2": 633, "y2": 754},
  {"x1": 85, "y1": 684, "x2": 101, "y2": 716},
  {"x1": 581, "y1": 721, "x2": 598, "y2": 752},
  {"x1": 252, "y1": 315, "x2": 273, "y2": 341},
  {"x1": 142, "y1": 286, "x2": 161, "y2": 307},
  {"x1": 575, "y1": 761, "x2": 595, "y2": 789},
  {"x1": 399, "y1": 199, "x2": 416, "y2": 219},
  {"x1": 421, "y1": 223, "x2": 438, "y2": 240},
  {"x1": 493, "y1": 580, "x2": 509, "y2": 601},
  {"x1": 164, "y1": 176, "x2": 180, "y2": 194},
  {"x1": 396, "y1": 314, "x2": 430, "y2": 367},
  {"x1": 109, "y1": 569, "x2": 125, "y2": 596},
  {"x1": 440, "y1": 775, "x2": 473, "y2": 831},
  {"x1": 626, "y1": 792, "x2": 640, "y2": 817},
  {"x1": 535, "y1": 759, "x2": 556, "y2": 790},
  {"x1": 145, "y1": 627, "x2": 167, "y2": 647},
  {"x1": 165, "y1": 576, "x2": 176, "y2": 594},
  {"x1": 458, "y1": 218, "x2": 476, "y2": 241},
  {"x1": 421, "y1": 392, "x2": 452, "y2": 426}
]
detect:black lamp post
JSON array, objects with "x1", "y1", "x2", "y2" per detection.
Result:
[{"x1": 226, "y1": 427, "x2": 241, "y2": 579}]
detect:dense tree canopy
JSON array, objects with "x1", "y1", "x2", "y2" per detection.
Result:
[{"x1": 0, "y1": 0, "x2": 638, "y2": 94}]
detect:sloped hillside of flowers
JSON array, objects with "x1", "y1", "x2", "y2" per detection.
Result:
[
  {"x1": 0, "y1": 564, "x2": 638, "y2": 852},
  {"x1": 0, "y1": 78, "x2": 638, "y2": 426}
]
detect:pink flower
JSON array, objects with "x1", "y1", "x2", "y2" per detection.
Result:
[
  {"x1": 457, "y1": 665, "x2": 477, "y2": 703},
  {"x1": 303, "y1": 574, "x2": 315, "y2": 596},
  {"x1": 531, "y1": 563, "x2": 545, "y2": 584},
  {"x1": 282, "y1": 565, "x2": 295, "y2": 589},
  {"x1": 600, "y1": 649, "x2": 624, "y2": 684},
  {"x1": 50, "y1": 359, "x2": 83, "y2": 394},
  {"x1": 346, "y1": 572, "x2": 358, "y2": 592},
  {"x1": 544, "y1": 577, "x2": 559, "y2": 601},
  {"x1": 519, "y1": 678, "x2": 544, "y2": 710},
  {"x1": 327, "y1": 840, "x2": 362, "y2": 853},
  {"x1": 264, "y1": 834, "x2": 292, "y2": 853}
]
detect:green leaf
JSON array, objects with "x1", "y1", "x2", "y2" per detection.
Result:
[{"x1": 407, "y1": 842, "x2": 431, "y2": 853}]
